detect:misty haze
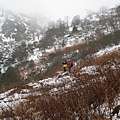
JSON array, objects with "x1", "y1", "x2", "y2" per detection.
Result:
[{"x1": 0, "y1": 1, "x2": 120, "y2": 120}]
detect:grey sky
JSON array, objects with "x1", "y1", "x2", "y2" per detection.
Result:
[{"x1": 0, "y1": 0, "x2": 120, "y2": 21}]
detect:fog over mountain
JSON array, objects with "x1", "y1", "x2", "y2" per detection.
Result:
[
  {"x1": 0, "y1": 3, "x2": 120, "y2": 119},
  {"x1": 0, "y1": 8, "x2": 50, "y2": 24},
  {"x1": 27, "y1": 11, "x2": 50, "y2": 25},
  {"x1": 0, "y1": 0, "x2": 120, "y2": 21}
]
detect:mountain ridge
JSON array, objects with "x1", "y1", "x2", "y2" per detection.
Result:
[{"x1": 0, "y1": 5, "x2": 120, "y2": 86}]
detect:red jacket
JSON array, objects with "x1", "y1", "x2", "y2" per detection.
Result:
[{"x1": 68, "y1": 61, "x2": 72, "y2": 68}]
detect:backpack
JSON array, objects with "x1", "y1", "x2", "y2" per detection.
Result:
[{"x1": 71, "y1": 62, "x2": 73, "y2": 67}]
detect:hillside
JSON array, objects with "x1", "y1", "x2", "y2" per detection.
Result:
[
  {"x1": 0, "y1": 9, "x2": 47, "y2": 80},
  {"x1": 0, "y1": 6, "x2": 120, "y2": 86},
  {"x1": 0, "y1": 6, "x2": 120, "y2": 119},
  {"x1": 0, "y1": 41, "x2": 119, "y2": 119}
]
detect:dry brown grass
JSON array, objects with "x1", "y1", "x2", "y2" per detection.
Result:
[{"x1": 0, "y1": 47, "x2": 119, "y2": 120}]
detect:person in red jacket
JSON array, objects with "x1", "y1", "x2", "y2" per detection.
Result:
[{"x1": 67, "y1": 59, "x2": 73, "y2": 73}]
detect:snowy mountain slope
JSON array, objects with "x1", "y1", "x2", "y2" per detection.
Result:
[
  {"x1": 0, "y1": 44, "x2": 120, "y2": 119},
  {"x1": 0, "y1": 5, "x2": 120, "y2": 120},
  {"x1": 0, "y1": 9, "x2": 46, "y2": 73},
  {"x1": 0, "y1": 5, "x2": 120, "y2": 87}
]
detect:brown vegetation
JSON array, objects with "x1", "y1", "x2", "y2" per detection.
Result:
[{"x1": 0, "y1": 48, "x2": 119, "y2": 120}]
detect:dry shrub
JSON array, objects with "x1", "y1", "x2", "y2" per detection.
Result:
[{"x1": 0, "y1": 46, "x2": 119, "y2": 119}]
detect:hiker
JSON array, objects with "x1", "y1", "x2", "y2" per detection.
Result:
[
  {"x1": 62, "y1": 60, "x2": 67, "y2": 72},
  {"x1": 67, "y1": 59, "x2": 73, "y2": 73}
]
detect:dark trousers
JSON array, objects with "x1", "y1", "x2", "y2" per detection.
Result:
[
  {"x1": 63, "y1": 67, "x2": 67, "y2": 72},
  {"x1": 68, "y1": 67, "x2": 71, "y2": 73}
]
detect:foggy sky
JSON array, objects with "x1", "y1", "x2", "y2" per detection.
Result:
[{"x1": 0, "y1": 0, "x2": 120, "y2": 21}]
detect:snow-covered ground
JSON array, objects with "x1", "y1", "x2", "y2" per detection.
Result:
[
  {"x1": 0, "y1": 43, "x2": 120, "y2": 119},
  {"x1": 95, "y1": 44, "x2": 120, "y2": 57}
]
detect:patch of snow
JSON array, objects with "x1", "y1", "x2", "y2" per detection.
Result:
[
  {"x1": 95, "y1": 44, "x2": 120, "y2": 57},
  {"x1": 80, "y1": 65, "x2": 99, "y2": 75}
]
